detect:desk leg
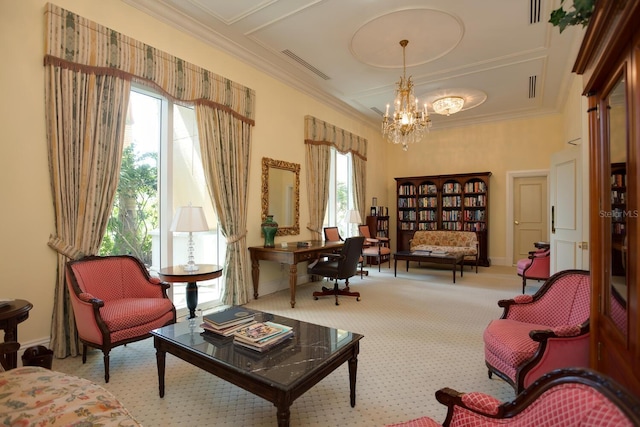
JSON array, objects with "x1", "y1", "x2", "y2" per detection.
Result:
[
  {"x1": 186, "y1": 281, "x2": 198, "y2": 319},
  {"x1": 288, "y1": 264, "x2": 297, "y2": 308},
  {"x1": 394, "y1": 258, "x2": 397, "y2": 277},
  {"x1": 251, "y1": 258, "x2": 260, "y2": 299}
]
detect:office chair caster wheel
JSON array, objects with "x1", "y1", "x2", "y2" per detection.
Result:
[
  {"x1": 356, "y1": 297, "x2": 361, "y2": 301},
  {"x1": 314, "y1": 296, "x2": 319, "y2": 300}
]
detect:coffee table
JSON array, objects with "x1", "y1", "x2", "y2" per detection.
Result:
[
  {"x1": 394, "y1": 251, "x2": 464, "y2": 283},
  {"x1": 151, "y1": 310, "x2": 363, "y2": 427}
]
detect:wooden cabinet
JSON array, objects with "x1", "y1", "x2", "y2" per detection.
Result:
[
  {"x1": 366, "y1": 215, "x2": 389, "y2": 239},
  {"x1": 395, "y1": 172, "x2": 491, "y2": 266},
  {"x1": 573, "y1": 0, "x2": 640, "y2": 396}
]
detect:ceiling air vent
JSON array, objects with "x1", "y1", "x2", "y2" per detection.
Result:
[
  {"x1": 371, "y1": 107, "x2": 385, "y2": 116},
  {"x1": 529, "y1": 75, "x2": 537, "y2": 98},
  {"x1": 529, "y1": 0, "x2": 541, "y2": 24},
  {"x1": 282, "y1": 49, "x2": 331, "y2": 80}
]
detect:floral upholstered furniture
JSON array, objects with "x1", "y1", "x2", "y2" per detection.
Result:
[
  {"x1": 410, "y1": 230, "x2": 479, "y2": 272},
  {"x1": 66, "y1": 255, "x2": 176, "y2": 382},
  {"x1": 385, "y1": 368, "x2": 640, "y2": 427},
  {"x1": 0, "y1": 342, "x2": 141, "y2": 426},
  {"x1": 517, "y1": 248, "x2": 551, "y2": 293},
  {"x1": 483, "y1": 270, "x2": 590, "y2": 393},
  {"x1": 0, "y1": 366, "x2": 142, "y2": 426}
]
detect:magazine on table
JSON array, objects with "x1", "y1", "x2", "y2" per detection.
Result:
[
  {"x1": 233, "y1": 330, "x2": 294, "y2": 352},
  {"x1": 233, "y1": 321, "x2": 291, "y2": 343},
  {"x1": 201, "y1": 319, "x2": 258, "y2": 337}
]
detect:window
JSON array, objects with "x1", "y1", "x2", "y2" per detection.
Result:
[
  {"x1": 100, "y1": 87, "x2": 225, "y2": 317},
  {"x1": 325, "y1": 149, "x2": 355, "y2": 237}
]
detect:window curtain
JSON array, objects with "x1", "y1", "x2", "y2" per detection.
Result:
[
  {"x1": 45, "y1": 68, "x2": 130, "y2": 358},
  {"x1": 196, "y1": 104, "x2": 252, "y2": 305},
  {"x1": 44, "y1": 4, "x2": 255, "y2": 357},
  {"x1": 304, "y1": 116, "x2": 368, "y2": 237}
]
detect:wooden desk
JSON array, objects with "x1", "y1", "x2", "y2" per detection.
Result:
[
  {"x1": 249, "y1": 241, "x2": 344, "y2": 308},
  {"x1": 158, "y1": 265, "x2": 223, "y2": 319},
  {"x1": 0, "y1": 299, "x2": 33, "y2": 369}
]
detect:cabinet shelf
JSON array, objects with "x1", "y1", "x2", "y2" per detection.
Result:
[{"x1": 395, "y1": 172, "x2": 491, "y2": 266}]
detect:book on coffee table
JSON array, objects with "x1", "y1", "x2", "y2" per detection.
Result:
[{"x1": 203, "y1": 306, "x2": 256, "y2": 329}]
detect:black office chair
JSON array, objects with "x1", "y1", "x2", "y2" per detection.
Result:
[{"x1": 308, "y1": 236, "x2": 365, "y2": 305}]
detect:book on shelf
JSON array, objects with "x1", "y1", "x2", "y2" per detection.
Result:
[
  {"x1": 232, "y1": 321, "x2": 294, "y2": 352},
  {"x1": 202, "y1": 306, "x2": 256, "y2": 329}
]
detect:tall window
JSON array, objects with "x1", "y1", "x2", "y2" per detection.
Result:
[
  {"x1": 325, "y1": 149, "x2": 355, "y2": 237},
  {"x1": 100, "y1": 87, "x2": 226, "y2": 317}
]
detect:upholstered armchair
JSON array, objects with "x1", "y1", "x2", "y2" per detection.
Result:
[
  {"x1": 385, "y1": 368, "x2": 640, "y2": 427},
  {"x1": 517, "y1": 248, "x2": 550, "y2": 293},
  {"x1": 483, "y1": 270, "x2": 590, "y2": 394},
  {"x1": 66, "y1": 255, "x2": 177, "y2": 382},
  {"x1": 358, "y1": 224, "x2": 391, "y2": 271}
]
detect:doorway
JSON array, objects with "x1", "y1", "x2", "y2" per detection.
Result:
[{"x1": 507, "y1": 170, "x2": 549, "y2": 266}]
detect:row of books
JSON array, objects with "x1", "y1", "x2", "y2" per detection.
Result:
[{"x1": 200, "y1": 307, "x2": 294, "y2": 352}]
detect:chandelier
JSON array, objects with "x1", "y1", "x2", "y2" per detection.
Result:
[
  {"x1": 382, "y1": 40, "x2": 431, "y2": 151},
  {"x1": 432, "y1": 96, "x2": 465, "y2": 116}
]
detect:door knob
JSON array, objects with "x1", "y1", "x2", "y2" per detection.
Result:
[{"x1": 514, "y1": 220, "x2": 520, "y2": 225}]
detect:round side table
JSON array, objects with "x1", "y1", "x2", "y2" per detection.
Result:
[
  {"x1": 158, "y1": 265, "x2": 223, "y2": 319},
  {"x1": 0, "y1": 299, "x2": 33, "y2": 369}
]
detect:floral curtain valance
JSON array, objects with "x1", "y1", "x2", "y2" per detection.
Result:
[
  {"x1": 44, "y1": 3, "x2": 255, "y2": 125},
  {"x1": 304, "y1": 115, "x2": 367, "y2": 160}
]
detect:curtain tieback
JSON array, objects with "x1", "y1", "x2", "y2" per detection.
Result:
[
  {"x1": 47, "y1": 234, "x2": 85, "y2": 259},
  {"x1": 307, "y1": 224, "x2": 322, "y2": 234},
  {"x1": 226, "y1": 231, "x2": 247, "y2": 244}
]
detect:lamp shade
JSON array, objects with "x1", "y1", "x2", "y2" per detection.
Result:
[
  {"x1": 346, "y1": 210, "x2": 362, "y2": 224},
  {"x1": 170, "y1": 206, "x2": 209, "y2": 232}
]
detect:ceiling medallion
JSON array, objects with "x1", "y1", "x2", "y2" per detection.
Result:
[
  {"x1": 432, "y1": 96, "x2": 465, "y2": 116},
  {"x1": 381, "y1": 40, "x2": 432, "y2": 151}
]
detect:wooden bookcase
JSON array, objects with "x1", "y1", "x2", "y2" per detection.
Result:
[
  {"x1": 366, "y1": 215, "x2": 389, "y2": 239},
  {"x1": 395, "y1": 172, "x2": 491, "y2": 266}
]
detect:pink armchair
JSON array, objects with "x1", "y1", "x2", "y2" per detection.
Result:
[
  {"x1": 385, "y1": 368, "x2": 640, "y2": 427},
  {"x1": 359, "y1": 224, "x2": 391, "y2": 271},
  {"x1": 517, "y1": 248, "x2": 550, "y2": 293},
  {"x1": 483, "y1": 269, "x2": 590, "y2": 394},
  {"x1": 66, "y1": 255, "x2": 176, "y2": 382}
]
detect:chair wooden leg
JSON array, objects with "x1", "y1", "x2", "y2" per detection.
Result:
[
  {"x1": 103, "y1": 351, "x2": 110, "y2": 383},
  {"x1": 82, "y1": 343, "x2": 87, "y2": 364}
]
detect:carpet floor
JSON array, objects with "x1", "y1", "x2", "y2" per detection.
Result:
[{"x1": 52, "y1": 263, "x2": 536, "y2": 426}]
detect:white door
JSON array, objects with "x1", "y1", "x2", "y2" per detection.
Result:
[
  {"x1": 513, "y1": 176, "x2": 548, "y2": 263},
  {"x1": 549, "y1": 148, "x2": 583, "y2": 272}
]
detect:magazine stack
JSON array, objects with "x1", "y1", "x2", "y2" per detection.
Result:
[
  {"x1": 232, "y1": 321, "x2": 294, "y2": 352},
  {"x1": 201, "y1": 306, "x2": 256, "y2": 337}
]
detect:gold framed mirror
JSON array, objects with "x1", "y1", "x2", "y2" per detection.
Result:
[{"x1": 261, "y1": 157, "x2": 300, "y2": 236}]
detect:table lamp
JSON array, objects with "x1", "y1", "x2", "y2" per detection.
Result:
[
  {"x1": 346, "y1": 209, "x2": 362, "y2": 237},
  {"x1": 170, "y1": 205, "x2": 209, "y2": 271}
]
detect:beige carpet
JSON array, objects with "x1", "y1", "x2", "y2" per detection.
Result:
[{"x1": 53, "y1": 264, "x2": 535, "y2": 426}]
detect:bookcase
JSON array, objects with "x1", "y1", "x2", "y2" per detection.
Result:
[
  {"x1": 366, "y1": 215, "x2": 389, "y2": 239},
  {"x1": 611, "y1": 162, "x2": 626, "y2": 276},
  {"x1": 395, "y1": 172, "x2": 491, "y2": 266}
]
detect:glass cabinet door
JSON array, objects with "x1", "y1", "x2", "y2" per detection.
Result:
[{"x1": 606, "y1": 73, "x2": 629, "y2": 337}]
